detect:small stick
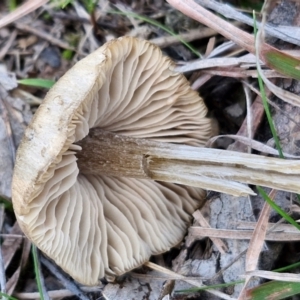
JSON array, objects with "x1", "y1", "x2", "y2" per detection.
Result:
[
  {"x1": 14, "y1": 287, "x2": 102, "y2": 299},
  {"x1": 41, "y1": 257, "x2": 91, "y2": 300},
  {"x1": 14, "y1": 23, "x2": 75, "y2": 51},
  {"x1": 149, "y1": 27, "x2": 216, "y2": 48}
]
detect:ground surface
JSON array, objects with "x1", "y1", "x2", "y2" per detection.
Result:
[{"x1": 1, "y1": 0, "x2": 300, "y2": 299}]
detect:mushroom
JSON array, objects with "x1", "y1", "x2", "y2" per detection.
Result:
[
  {"x1": 12, "y1": 36, "x2": 212, "y2": 286},
  {"x1": 12, "y1": 36, "x2": 300, "y2": 286}
]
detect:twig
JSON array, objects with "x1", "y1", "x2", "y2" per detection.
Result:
[
  {"x1": 0, "y1": 0, "x2": 49, "y2": 29},
  {"x1": 209, "y1": 250, "x2": 247, "y2": 282},
  {"x1": 149, "y1": 27, "x2": 216, "y2": 48},
  {"x1": 13, "y1": 23, "x2": 75, "y2": 51},
  {"x1": 0, "y1": 30, "x2": 17, "y2": 60},
  {"x1": 14, "y1": 287, "x2": 102, "y2": 299},
  {"x1": 48, "y1": 11, "x2": 91, "y2": 24},
  {"x1": 0, "y1": 96, "x2": 16, "y2": 163},
  {"x1": 73, "y1": 2, "x2": 99, "y2": 51},
  {"x1": 40, "y1": 257, "x2": 91, "y2": 300}
]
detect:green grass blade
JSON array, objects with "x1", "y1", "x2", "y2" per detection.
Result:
[
  {"x1": 175, "y1": 280, "x2": 245, "y2": 294},
  {"x1": 273, "y1": 261, "x2": 300, "y2": 273},
  {"x1": 256, "y1": 186, "x2": 300, "y2": 231},
  {"x1": 108, "y1": 10, "x2": 202, "y2": 58},
  {"x1": 32, "y1": 245, "x2": 44, "y2": 300},
  {"x1": 246, "y1": 281, "x2": 300, "y2": 300},
  {"x1": 17, "y1": 79, "x2": 55, "y2": 89},
  {"x1": 0, "y1": 197, "x2": 13, "y2": 213},
  {"x1": 62, "y1": 49, "x2": 74, "y2": 60},
  {"x1": 256, "y1": 73, "x2": 284, "y2": 158},
  {"x1": 84, "y1": 0, "x2": 97, "y2": 13},
  {"x1": 253, "y1": 11, "x2": 284, "y2": 158},
  {"x1": 0, "y1": 292, "x2": 18, "y2": 300},
  {"x1": 7, "y1": 0, "x2": 18, "y2": 11},
  {"x1": 51, "y1": 0, "x2": 73, "y2": 8},
  {"x1": 264, "y1": 50, "x2": 300, "y2": 82}
]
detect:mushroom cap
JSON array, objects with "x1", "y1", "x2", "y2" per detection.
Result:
[{"x1": 12, "y1": 37, "x2": 212, "y2": 285}]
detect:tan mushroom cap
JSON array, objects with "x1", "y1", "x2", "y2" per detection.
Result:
[{"x1": 12, "y1": 36, "x2": 213, "y2": 285}]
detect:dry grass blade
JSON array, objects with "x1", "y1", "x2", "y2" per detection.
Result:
[
  {"x1": 189, "y1": 227, "x2": 300, "y2": 241},
  {"x1": 175, "y1": 55, "x2": 258, "y2": 73},
  {"x1": 245, "y1": 198, "x2": 274, "y2": 272},
  {"x1": 6, "y1": 239, "x2": 31, "y2": 296},
  {"x1": 244, "y1": 270, "x2": 300, "y2": 282},
  {"x1": 238, "y1": 190, "x2": 276, "y2": 299},
  {"x1": 203, "y1": 68, "x2": 285, "y2": 79},
  {"x1": 208, "y1": 135, "x2": 299, "y2": 158},
  {"x1": 145, "y1": 262, "x2": 237, "y2": 300},
  {"x1": 0, "y1": 0, "x2": 49, "y2": 29},
  {"x1": 196, "y1": 0, "x2": 300, "y2": 46},
  {"x1": 167, "y1": 0, "x2": 300, "y2": 79},
  {"x1": 242, "y1": 83, "x2": 252, "y2": 153},
  {"x1": 193, "y1": 210, "x2": 228, "y2": 253},
  {"x1": 166, "y1": 0, "x2": 256, "y2": 54},
  {"x1": 228, "y1": 91, "x2": 266, "y2": 153},
  {"x1": 149, "y1": 27, "x2": 216, "y2": 48},
  {"x1": 14, "y1": 287, "x2": 103, "y2": 299},
  {"x1": 255, "y1": 23, "x2": 300, "y2": 107},
  {"x1": 237, "y1": 222, "x2": 300, "y2": 233}
]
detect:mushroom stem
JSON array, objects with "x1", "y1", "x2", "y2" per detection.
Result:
[{"x1": 75, "y1": 129, "x2": 300, "y2": 196}]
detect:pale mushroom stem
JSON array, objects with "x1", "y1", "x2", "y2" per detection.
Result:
[{"x1": 75, "y1": 129, "x2": 300, "y2": 197}]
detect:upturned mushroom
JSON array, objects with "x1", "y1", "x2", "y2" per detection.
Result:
[{"x1": 12, "y1": 36, "x2": 300, "y2": 286}]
